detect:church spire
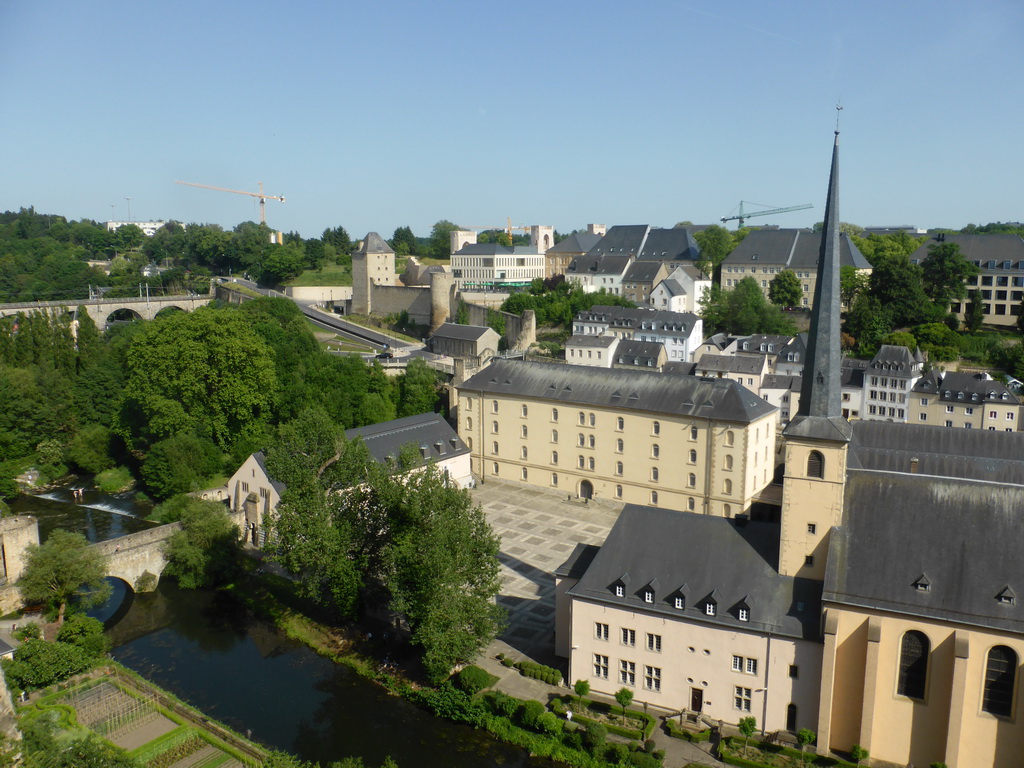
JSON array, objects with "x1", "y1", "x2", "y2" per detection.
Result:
[{"x1": 783, "y1": 123, "x2": 853, "y2": 443}]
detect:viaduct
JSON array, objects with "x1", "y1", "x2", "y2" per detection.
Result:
[{"x1": 0, "y1": 294, "x2": 214, "y2": 330}]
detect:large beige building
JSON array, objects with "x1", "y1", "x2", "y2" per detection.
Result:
[
  {"x1": 909, "y1": 370, "x2": 1021, "y2": 431},
  {"x1": 456, "y1": 360, "x2": 777, "y2": 515}
]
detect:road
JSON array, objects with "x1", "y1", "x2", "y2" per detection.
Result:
[{"x1": 222, "y1": 277, "x2": 445, "y2": 363}]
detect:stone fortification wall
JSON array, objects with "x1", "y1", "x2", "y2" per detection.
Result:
[
  {"x1": 462, "y1": 303, "x2": 537, "y2": 351},
  {"x1": 367, "y1": 285, "x2": 434, "y2": 325},
  {"x1": 0, "y1": 516, "x2": 39, "y2": 583},
  {"x1": 285, "y1": 286, "x2": 352, "y2": 303}
]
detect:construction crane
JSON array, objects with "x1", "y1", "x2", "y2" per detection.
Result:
[
  {"x1": 720, "y1": 201, "x2": 813, "y2": 228},
  {"x1": 460, "y1": 218, "x2": 532, "y2": 242},
  {"x1": 176, "y1": 180, "x2": 285, "y2": 225}
]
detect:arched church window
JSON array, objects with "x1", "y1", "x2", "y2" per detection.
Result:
[
  {"x1": 807, "y1": 451, "x2": 824, "y2": 479},
  {"x1": 897, "y1": 630, "x2": 929, "y2": 699},
  {"x1": 983, "y1": 646, "x2": 1017, "y2": 717}
]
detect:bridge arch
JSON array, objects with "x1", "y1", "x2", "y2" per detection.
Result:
[
  {"x1": 105, "y1": 307, "x2": 145, "y2": 325},
  {"x1": 154, "y1": 305, "x2": 187, "y2": 319}
]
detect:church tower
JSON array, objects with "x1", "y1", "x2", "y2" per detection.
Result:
[{"x1": 778, "y1": 126, "x2": 853, "y2": 580}]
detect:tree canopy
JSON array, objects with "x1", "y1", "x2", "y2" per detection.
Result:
[
  {"x1": 266, "y1": 408, "x2": 504, "y2": 683},
  {"x1": 18, "y1": 530, "x2": 110, "y2": 625},
  {"x1": 768, "y1": 269, "x2": 802, "y2": 308},
  {"x1": 700, "y1": 278, "x2": 797, "y2": 336}
]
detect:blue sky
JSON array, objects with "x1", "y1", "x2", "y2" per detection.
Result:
[{"x1": 2, "y1": 1, "x2": 1021, "y2": 240}]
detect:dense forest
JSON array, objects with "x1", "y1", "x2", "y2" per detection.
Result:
[{"x1": 0, "y1": 294, "x2": 442, "y2": 503}]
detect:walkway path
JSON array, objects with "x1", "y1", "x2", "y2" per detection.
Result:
[{"x1": 470, "y1": 479, "x2": 723, "y2": 766}]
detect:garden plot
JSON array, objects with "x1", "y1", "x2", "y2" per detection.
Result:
[{"x1": 68, "y1": 681, "x2": 177, "y2": 747}]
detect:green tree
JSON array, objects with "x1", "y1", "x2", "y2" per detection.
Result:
[
  {"x1": 851, "y1": 744, "x2": 869, "y2": 766},
  {"x1": 117, "y1": 307, "x2": 277, "y2": 450},
  {"x1": 965, "y1": 290, "x2": 986, "y2": 333},
  {"x1": 55, "y1": 612, "x2": 110, "y2": 656},
  {"x1": 396, "y1": 358, "x2": 440, "y2": 418},
  {"x1": 574, "y1": 679, "x2": 590, "y2": 711},
  {"x1": 693, "y1": 225, "x2": 735, "y2": 278},
  {"x1": 67, "y1": 423, "x2": 115, "y2": 474},
  {"x1": 844, "y1": 294, "x2": 893, "y2": 355},
  {"x1": 389, "y1": 468, "x2": 504, "y2": 683},
  {"x1": 259, "y1": 242, "x2": 307, "y2": 284},
  {"x1": 141, "y1": 434, "x2": 222, "y2": 500},
  {"x1": 840, "y1": 265, "x2": 868, "y2": 308},
  {"x1": 797, "y1": 728, "x2": 816, "y2": 766},
  {"x1": 18, "y1": 530, "x2": 110, "y2": 625},
  {"x1": 614, "y1": 687, "x2": 633, "y2": 724},
  {"x1": 322, "y1": 225, "x2": 352, "y2": 254},
  {"x1": 768, "y1": 270, "x2": 802, "y2": 307},
  {"x1": 391, "y1": 226, "x2": 418, "y2": 256},
  {"x1": 921, "y1": 242, "x2": 978, "y2": 307},
  {"x1": 868, "y1": 253, "x2": 937, "y2": 327},
  {"x1": 428, "y1": 220, "x2": 461, "y2": 259},
  {"x1": 701, "y1": 278, "x2": 796, "y2": 336},
  {"x1": 162, "y1": 497, "x2": 241, "y2": 589},
  {"x1": 738, "y1": 716, "x2": 757, "y2": 754}
]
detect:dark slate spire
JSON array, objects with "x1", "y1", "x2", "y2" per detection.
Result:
[{"x1": 784, "y1": 129, "x2": 853, "y2": 443}]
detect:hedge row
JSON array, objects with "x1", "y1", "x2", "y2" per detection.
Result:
[
  {"x1": 514, "y1": 659, "x2": 563, "y2": 685},
  {"x1": 664, "y1": 719, "x2": 710, "y2": 742},
  {"x1": 720, "y1": 737, "x2": 858, "y2": 768},
  {"x1": 550, "y1": 695, "x2": 655, "y2": 741}
]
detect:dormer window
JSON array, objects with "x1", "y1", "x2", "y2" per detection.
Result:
[
  {"x1": 705, "y1": 601, "x2": 716, "y2": 616},
  {"x1": 674, "y1": 596, "x2": 685, "y2": 610},
  {"x1": 615, "y1": 585, "x2": 624, "y2": 597},
  {"x1": 739, "y1": 608, "x2": 749, "y2": 621},
  {"x1": 913, "y1": 574, "x2": 931, "y2": 593},
  {"x1": 643, "y1": 590, "x2": 653, "y2": 604},
  {"x1": 997, "y1": 586, "x2": 1016, "y2": 606}
]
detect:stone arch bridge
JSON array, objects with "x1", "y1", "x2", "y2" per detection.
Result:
[
  {"x1": 0, "y1": 517, "x2": 182, "y2": 614},
  {"x1": 0, "y1": 294, "x2": 214, "y2": 330}
]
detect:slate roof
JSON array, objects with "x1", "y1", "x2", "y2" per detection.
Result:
[
  {"x1": 723, "y1": 229, "x2": 870, "y2": 270},
  {"x1": 568, "y1": 505, "x2": 822, "y2": 640},
  {"x1": 622, "y1": 261, "x2": 666, "y2": 283},
  {"x1": 848, "y1": 420, "x2": 1024, "y2": 484},
  {"x1": 252, "y1": 452, "x2": 286, "y2": 495},
  {"x1": 826, "y1": 471, "x2": 1024, "y2": 634},
  {"x1": 567, "y1": 334, "x2": 618, "y2": 349},
  {"x1": 636, "y1": 227, "x2": 701, "y2": 262},
  {"x1": 663, "y1": 361, "x2": 697, "y2": 376},
  {"x1": 907, "y1": 234, "x2": 1024, "y2": 267},
  {"x1": 762, "y1": 374, "x2": 801, "y2": 392},
  {"x1": 736, "y1": 335, "x2": 794, "y2": 354},
  {"x1": 654, "y1": 278, "x2": 686, "y2": 297},
  {"x1": 547, "y1": 232, "x2": 603, "y2": 255},
  {"x1": 344, "y1": 412, "x2": 468, "y2": 466},
  {"x1": 614, "y1": 340, "x2": 664, "y2": 367},
  {"x1": 357, "y1": 232, "x2": 395, "y2": 255},
  {"x1": 431, "y1": 322, "x2": 495, "y2": 342},
  {"x1": 554, "y1": 543, "x2": 601, "y2": 579},
  {"x1": 696, "y1": 354, "x2": 766, "y2": 375},
  {"x1": 867, "y1": 345, "x2": 920, "y2": 376},
  {"x1": 574, "y1": 306, "x2": 699, "y2": 335},
  {"x1": 912, "y1": 371, "x2": 1019, "y2": 404},
  {"x1": 459, "y1": 360, "x2": 776, "y2": 424},
  {"x1": 585, "y1": 225, "x2": 651, "y2": 258}
]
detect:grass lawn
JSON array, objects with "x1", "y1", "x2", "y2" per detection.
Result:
[{"x1": 287, "y1": 263, "x2": 352, "y2": 287}]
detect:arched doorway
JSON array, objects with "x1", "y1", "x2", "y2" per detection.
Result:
[{"x1": 579, "y1": 480, "x2": 594, "y2": 500}]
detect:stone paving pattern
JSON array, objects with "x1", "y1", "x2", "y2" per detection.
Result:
[{"x1": 472, "y1": 478, "x2": 622, "y2": 665}]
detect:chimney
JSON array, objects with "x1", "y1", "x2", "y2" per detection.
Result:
[
  {"x1": 435, "y1": 440, "x2": 444, "y2": 455},
  {"x1": 420, "y1": 445, "x2": 429, "y2": 459},
  {"x1": 910, "y1": 457, "x2": 919, "y2": 473},
  {"x1": 449, "y1": 437, "x2": 459, "y2": 449}
]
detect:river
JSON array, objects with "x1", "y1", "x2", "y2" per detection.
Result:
[{"x1": 12, "y1": 484, "x2": 552, "y2": 767}]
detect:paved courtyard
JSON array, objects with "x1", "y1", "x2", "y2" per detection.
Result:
[{"x1": 471, "y1": 478, "x2": 623, "y2": 666}]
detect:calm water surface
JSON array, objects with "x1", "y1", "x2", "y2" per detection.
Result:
[{"x1": 15, "y1": 484, "x2": 552, "y2": 768}]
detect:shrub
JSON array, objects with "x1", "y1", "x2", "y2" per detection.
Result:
[
  {"x1": 514, "y1": 659, "x2": 563, "y2": 684},
  {"x1": 519, "y1": 700, "x2": 545, "y2": 730},
  {"x1": 535, "y1": 711, "x2": 562, "y2": 737},
  {"x1": 501, "y1": 657, "x2": 515, "y2": 668},
  {"x1": 456, "y1": 665, "x2": 498, "y2": 694},
  {"x1": 486, "y1": 691, "x2": 518, "y2": 718},
  {"x1": 55, "y1": 614, "x2": 109, "y2": 656},
  {"x1": 605, "y1": 742, "x2": 630, "y2": 764},
  {"x1": 95, "y1": 466, "x2": 134, "y2": 493},
  {"x1": 13, "y1": 623, "x2": 41, "y2": 642},
  {"x1": 414, "y1": 681, "x2": 484, "y2": 726},
  {"x1": 2, "y1": 639, "x2": 93, "y2": 690},
  {"x1": 583, "y1": 721, "x2": 607, "y2": 753}
]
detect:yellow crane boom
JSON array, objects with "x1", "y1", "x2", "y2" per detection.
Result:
[{"x1": 176, "y1": 180, "x2": 285, "y2": 225}]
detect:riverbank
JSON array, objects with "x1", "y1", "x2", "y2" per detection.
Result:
[{"x1": 227, "y1": 566, "x2": 721, "y2": 768}]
